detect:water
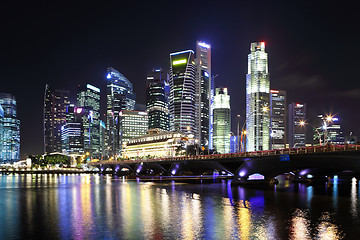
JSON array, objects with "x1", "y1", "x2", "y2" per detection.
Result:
[{"x1": 0, "y1": 174, "x2": 359, "y2": 239}]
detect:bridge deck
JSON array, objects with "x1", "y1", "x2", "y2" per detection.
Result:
[{"x1": 90, "y1": 144, "x2": 360, "y2": 166}]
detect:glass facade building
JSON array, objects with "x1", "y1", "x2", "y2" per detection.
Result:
[
  {"x1": 213, "y1": 88, "x2": 231, "y2": 154},
  {"x1": 270, "y1": 90, "x2": 287, "y2": 149},
  {"x1": 106, "y1": 67, "x2": 136, "y2": 158},
  {"x1": 61, "y1": 105, "x2": 84, "y2": 155},
  {"x1": 119, "y1": 110, "x2": 148, "y2": 153},
  {"x1": 0, "y1": 93, "x2": 20, "y2": 163},
  {"x1": 44, "y1": 85, "x2": 70, "y2": 154},
  {"x1": 195, "y1": 41, "x2": 212, "y2": 150},
  {"x1": 77, "y1": 84, "x2": 101, "y2": 158},
  {"x1": 146, "y1": 69, "x2": 170, "y2": 131},
  {"x1": 288, "y1": 103, "x2": 306, "y2": 147},
  {"x1": 246, "y1": 42, "x2": 270, "y2": 151},
  {"x1": 169, "y1": 50, "x2": 196, "y2": 136}
]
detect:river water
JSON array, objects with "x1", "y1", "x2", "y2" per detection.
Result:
[{"x1": 0, "y1": 174, "x2": 359, "y2": 239}]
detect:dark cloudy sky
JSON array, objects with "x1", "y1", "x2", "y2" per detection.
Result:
[{"x1": 1, "y1": 0, "x2": 358, "y2": 158}]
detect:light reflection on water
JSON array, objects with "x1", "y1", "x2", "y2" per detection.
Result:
[{"x1": 0, "y1": 174, "x2": 357, "y2": 239}]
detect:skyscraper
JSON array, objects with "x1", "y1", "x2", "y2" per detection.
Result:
[
  {"x1": 106, "y1": 67, "x2": 136, "y2": 157},
  {"x1": 146, "y1": 69, "x2": 170, "y2": 131},
  {"x1": 270, "y1": 90, "x2": 287, "y2": 149},
  {"x1": 61, "y1": 105, "x2": 84, "y2": 155},
  {"x1": 195, "y1": 41, "x2": 212, "y2": 149},
  {"x1": 0, "y1": 93, "x2": 20, "y2": 163},
  {"x1": 169, "y1": 50, "x2": 196, "y2": 136},
  {"x1": 246, "y1": 42, "x2": 270, "y2": 152},
  {"x1": 213, "y1": 87, "x2": 231, "y2": 154},
  {"x1": 44, "y1": 85, "x2": 70, "y2": 154},
  {"x1": 288, "y1": 103, "x2": 306, "y2": 147},
  {"x1": 119, "y1": 110, "x2": 148, "y2": 152},
  {"x1": 77, "y1": 84, "x2": 101, "y2": 158}
]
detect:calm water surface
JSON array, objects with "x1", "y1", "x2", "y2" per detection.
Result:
[{"x1": 0, "y1": 174, "x2": 359, "y2": 239}]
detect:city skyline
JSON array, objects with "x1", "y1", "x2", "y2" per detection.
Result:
[{"x1": 1, "y1": 1, "x2": 358, "y2": 157}]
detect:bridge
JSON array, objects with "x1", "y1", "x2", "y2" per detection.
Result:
[{"x1": 90, "y1": 144, "x2": 360, "y2": 184}]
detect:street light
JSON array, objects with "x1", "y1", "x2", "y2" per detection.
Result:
[
  {"x1": 299, "y1": 120, "x2": 322, "y2": 146},
  {"x1": 239, "y1": 105, "x2": 269, "y2": 152},
  {"x1": 237, "y1": 114, "x2": 240, "y2": 152}
]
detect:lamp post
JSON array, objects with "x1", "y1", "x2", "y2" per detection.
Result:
[
  {"x1": 237, "y1": 114, "x2": 240, "y2": 152},
  {"x1": 299, "y1": 120, "x2": 322, "y2": 146},
  {"x1": 239, "y1": 106, "x2": 269, "y2": 152}
]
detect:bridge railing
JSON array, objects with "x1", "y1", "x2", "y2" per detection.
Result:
[{"x1": 90, "y1": 144, "x2": 360, "y2": 165}]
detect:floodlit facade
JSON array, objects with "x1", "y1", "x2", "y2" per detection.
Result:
[
  {"x1": 106, "y1": 67, "x2": 136, "y2": 157},
  {"x1": 288, "y1": 103, "x2": 306, "y2": 147},
  {"x1": 119, "y1": 110, "x2": 148, "y2": 153},
  {"x1": 169, "y1": 50, "x2": 196, "y2": 136},
  {"x1": 0, "y1": 93, "x2": 20, "y2": 163},
  {"x1": 195, "y1": 41, "x2": 212, "y2": 150},
  {"x1": 270, "y1": 90, "x2": 287, "y2": 149},
  {"x1": 146, "y1": 69, "x2": 170, "y2": 131},
  {"x1": 77, "y1": 84, "x2": 101, "y2": 158},
  {"x1": 213, "y1": 88, "x2": 231, "y2": 154},
  {"x1": 44, "y1": 85, "x2": 70, "y2": 154},
  {"x1": 246, "y1": 42, "x2": 270, "y2": 151},
  {"x1": 122, "y1": 130, "x2": 187, "y2": 159}
]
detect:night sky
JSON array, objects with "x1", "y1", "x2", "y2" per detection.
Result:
[{"x1": 1, "y1": 1, "x2": 358, "y2": 158}]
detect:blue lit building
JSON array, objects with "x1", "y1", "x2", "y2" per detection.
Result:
[
  {"x1": 146, "y1": 69, "x2": 170, "y2": 131},
  {"x1": 195, "y1": 41, "x2": 212, "y2": 150},
  {"x1": 0, "y1": 93, "x2": 20, "y2": 163},
  {"x1": 106, "y1": 67, "x2": 136, "y2": 158}
]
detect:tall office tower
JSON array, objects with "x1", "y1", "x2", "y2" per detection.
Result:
[
  {"x1": 169, "y1": 50, "x2": 196, "y2": 136},
  {"x1": 119, "y1": 110, "x2": 148, "y2": 153},
  {"x1": 146, "y1": 69, "x2": 170, "y2": 131},
  {"x1": 288, "y1": 103, "x2": 306, "y2": 148},
  {"x1": 246, "y1": 42, "x2": 270, "y2": 152},
  {"x1": 100, "y1": 119, "x2": 106, "y2": 159},
  {"x1": 106, "y1": 67, "x2": 136, "y2": 157},
  {"x1": 44, "y1": 85, "x2": 70, "y2": 154},
  {"x1": 77, "y1": 84, "x2": 101, "y2": 158},
  {"x1": 0, "y1": 93, "x2": 20, "y2": 163},
  {"x1": 270, "y1": 90, "x2": 287, "y2": 149},
  {"x1": 213, "y1": 88, "x2": 231, "y2": 154},
  {"x1": 195, "y1": 41, "x2": 212, "y2": 149},
  {"x1": 61, "y1": 105, "x2": 84, "y2": 155}
]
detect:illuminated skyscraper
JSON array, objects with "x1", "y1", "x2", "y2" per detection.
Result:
[
  {"x1": 213, "y1": 87, "x2": 231, "y2": 154},
  {"x1": 169, "y1": 50, "x2": 196, "y2": 135},
  {"x1": 44, "y1": 85, "x2": 70, "y2": 154},
  {"x1": 146, "y1": 69, "x2": 170, "y2": 131},
  {"x1": 61, "y1": 105, "x2": 84, "y2": 155},
  {"x1": 246, "y1": 42, "x2": 270, "y2": 151},
  {"x1": 77, "y1": 84, "x2": 101, "y2": 158},
  {"x1": 288, "y1": 103, "x2": 306, "y2": 147},
  {"x1": 106, "y1": 67, "x2": 136, "y2": 157},
  {"x1": 119, "y1": 110, "x2": 148, "y2": 152},
  {"x1": 195, "y1": 41, "x2": 212, "y2": 150},
  {"x1": 270, "y1": 90, "x2": 287, "y2": 149},
  {"x1": 0, "y1": 93, "x2": 20, "y2": 163}
]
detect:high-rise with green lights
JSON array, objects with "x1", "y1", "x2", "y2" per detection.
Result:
[
  {"x1": 213, "y1": 87, "x2": 231, "y2": 154},
  {"x1": 246, "y1": 42, "x2": 270, "y2": 152},
  {"x1": 169, "y1": 50, "x2": 196, "y2": 136}
]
